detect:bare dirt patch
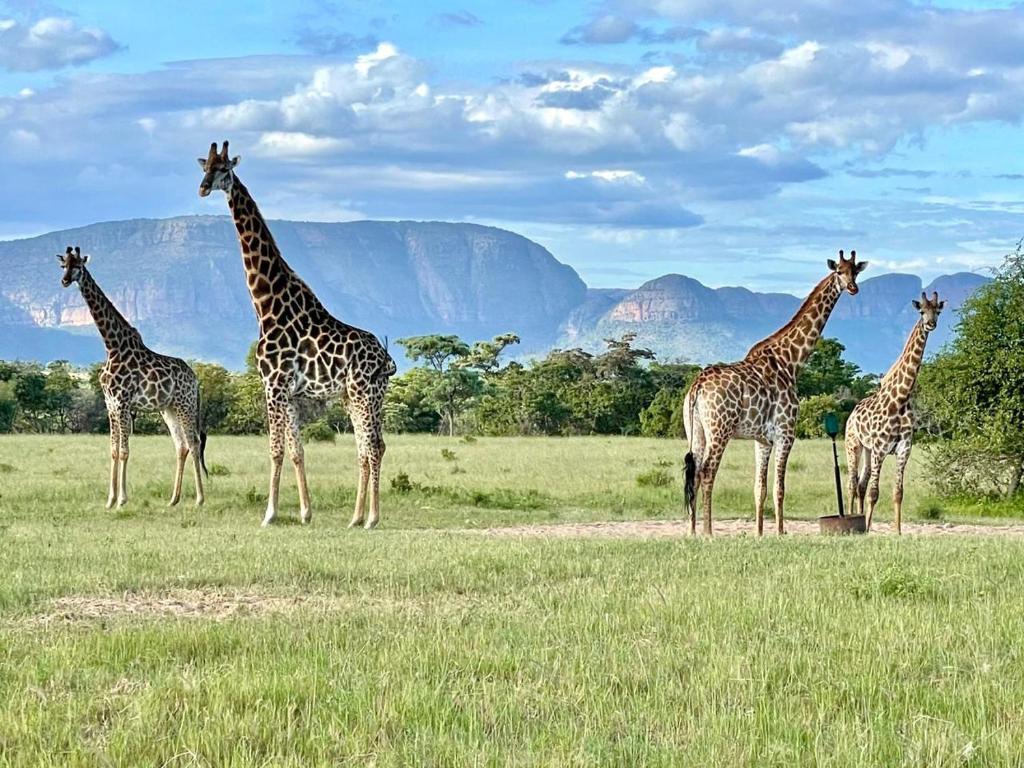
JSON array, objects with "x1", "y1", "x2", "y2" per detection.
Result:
[
  {"x1": 27, "y1": 588, "x2": 313, "y2": 627},
  {"x1": 477, "y1": 518, "x2": 1024, "y2": 539}
]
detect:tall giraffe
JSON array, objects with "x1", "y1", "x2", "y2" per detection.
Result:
[
  {"x1": 683, "y1": 251, "x2": 867, "y2": 535},
  {"x1": 197, "y1": 142, "x2": 396, "y2": 528},
  {"x1": 845, "y1": 291, "x2": 944, "y2": 534},
  {"x1": 57, "y1": 246, "x2": 207, "y2": 508}
]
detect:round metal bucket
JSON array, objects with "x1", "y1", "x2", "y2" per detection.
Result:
[{"x1": 818, "y1": 514, "x2": 867, "y2": 535}]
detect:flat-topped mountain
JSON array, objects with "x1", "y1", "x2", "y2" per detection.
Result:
[
  {"x1": 0, "y1": 216, "x2": 989, "y2": 372},
  {"x1": 0, "y1": 217, "x2": 586, "y2": 366}
]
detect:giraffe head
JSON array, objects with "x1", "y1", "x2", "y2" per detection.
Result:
[
  {"x1": 911, "y1": 291, "x2": 945, "y2": 332},
  {"x1": 56, "y1": 245, "x2": 89, "y2": 287},
  {"x1": 826, "y1": 250, "x2": 868, "y2": 296},
  {"x1": 197, "y1": 141, "x2": 240, "y2": 197}
]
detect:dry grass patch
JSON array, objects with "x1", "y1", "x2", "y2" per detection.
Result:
[{"x1": 27, "y1": 588, "x2": 313, "y2": 626}]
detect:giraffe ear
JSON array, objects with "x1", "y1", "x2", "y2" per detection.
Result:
[
  {"x1": 56, "y1": 253, "x2": 65, "y2": 265},
  {"x1": 937, "y1": 300, "x2": 946, "y2": 310},
  {"x1": 230, "y1": 155, "x2": 241, "y2": 168},
  {"x1": 912, "y1": 300, "x2": 922, "y2": 310},
  {"x1": 854, "y1": 260, "x2": 869, "y2": 274},
  {"x1": 197, "y1": 158, "x2": 208, "y2": 169},
  {"x1": 827, "y1": 259, "x2": 838, "y2": 271},
  {"x1": 81, "y1": 254, "x2": 89, "y2": 265}
]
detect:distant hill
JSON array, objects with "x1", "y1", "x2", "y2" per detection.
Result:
[
  {"x1": 0, "y1": 217, "x2": 586, "y2": 366},
  {"x1": 559, "y1": 271, "x2": 989, "y2": 372},
  {"x1": 0, "y1": 216, "x2": 990, "y2": 372}
]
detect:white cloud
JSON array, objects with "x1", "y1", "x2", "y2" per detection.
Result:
[{"x1": 0, "y1": 16, "x2": 120, "y2": 72}]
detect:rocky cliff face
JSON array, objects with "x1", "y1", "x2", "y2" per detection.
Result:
[
  {"x1": 0, "y1": 216, "x2": 989, "y2": 372},
  {"x1": 0, "y1": 217, "x2": 587, "y2": 366},
  {"x1": 561, "y1": 270, "x2": 989, "y2": 372}
]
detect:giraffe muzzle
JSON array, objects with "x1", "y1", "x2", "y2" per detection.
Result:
[{"x1": 199, "y1": 185, "x2": 211, "y2": 198}]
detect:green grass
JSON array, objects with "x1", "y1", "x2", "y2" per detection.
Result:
[{"x1": 1, "y1": 435, "x2": 1023, "y2": 765}]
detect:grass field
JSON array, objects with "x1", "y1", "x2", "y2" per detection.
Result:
[{"x1": 2, "y1": 434, "x2": 1024, "y2": 765}]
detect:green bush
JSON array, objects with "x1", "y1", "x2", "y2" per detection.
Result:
[
  {"x1": 301, "y1": 420, "x2": 336, "y2": 443},
  {"x1": 636, "y1": 467, "x2": 674, "y2": 488}
]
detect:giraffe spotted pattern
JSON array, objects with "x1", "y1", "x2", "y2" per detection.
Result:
[
  {"x1": 683, "y1": 251, "x2": 868, "y2": 535},
  {"x1": 57, "y1": 246, "x2": 207, "y2": 509},
  {"x1": 198, "y1": 142, "x2": 396, "y2": 528},
  {"x1": 846, "y1": 291, "x2": 945, "y2": 533}
]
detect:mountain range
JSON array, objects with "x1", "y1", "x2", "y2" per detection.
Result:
[{"x1": 0, "y1": 217, "x2": 989, "y2": 373}]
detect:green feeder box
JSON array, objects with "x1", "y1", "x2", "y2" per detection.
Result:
[{"x1": 823, "y1": 412, "x2": 840, "y2": 439}]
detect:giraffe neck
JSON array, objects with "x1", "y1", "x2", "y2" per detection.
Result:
[
  {"x1": 746, "y1": 273, "x2": 842, "y2": 372},
  {"x1": 879, "y1": 320, "x2": 929, "y2": 399},
  {"x1": 76, "y1": 269, "x2": 141, "y2": 353},
  {"x1": 227, "y1": 178, "x2": 319, "y2": 332}
]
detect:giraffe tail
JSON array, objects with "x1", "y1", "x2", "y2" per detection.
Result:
[
  {"x1": 199, "y1": 431, "x2": 209, "y2": 477},
  {"x1": 195, "y1": 385, "x2": 209, "y2": 478},
  {"x1": 377, "y1": 335, "x2": 398, "y2": 380},
  {"x1": 684, "y1": 451, "x2": 697, "y2": 527}
]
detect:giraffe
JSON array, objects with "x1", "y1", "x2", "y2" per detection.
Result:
[
  {"x1": 197, "y1": 141, "x2": 396, "y2": 529},
  {"x1": 845, "y1": 291, "x2": 944, "y2": 534},
  {"x1": 683, "y1": 251, "x2": 867, "y2": 536},
  {"x1": 56, "y1": 246, "x2": 207, "y2": 508}
]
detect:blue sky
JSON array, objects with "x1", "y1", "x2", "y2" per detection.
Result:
[{"x1": 2, "y1": 0, "x2": 1024, "y2": 292}]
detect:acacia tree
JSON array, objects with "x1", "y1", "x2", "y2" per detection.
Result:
[
  {"x1": 398, "y1": 333, "x2": 519, "y2": 436},
  {"x1": 917, "y1": 245, "x2": 1024, "y2": 497}
]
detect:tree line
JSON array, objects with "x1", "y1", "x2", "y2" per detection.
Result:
[
  {"x1": 1, "y1": 247, "x2": 1021, "y2": 497},
  {"x1": 0, "y1": 332, "x2": 870, "y2": 441}
]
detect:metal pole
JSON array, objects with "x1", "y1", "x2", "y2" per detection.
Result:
[{"x1": 831, "y1": 436, "x2": 845, "y2": 517}]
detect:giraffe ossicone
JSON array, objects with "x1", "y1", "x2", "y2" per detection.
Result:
[
  {"x1": 57, "y1": 245, "x2": 207, "y2": 509},
  {"x1": 683, "y1": 249, "x2": 868, "y2": 536},
  {"x1": 845, "y1": 290, "x2": 945, "y2": 534},
  {"x1": 198, "y1": 140, "x2": 397, "y2": 529}
]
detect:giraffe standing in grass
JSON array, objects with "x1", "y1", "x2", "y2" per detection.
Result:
[
  {"x1": 57, "y1": 246, "x2": 207, "y2": 508},
  {"x1": 197, "y1": 142, "x2": 396, "y2": 528},
  {"x1": 845, "y1": 292, "x2": 944, "y2": 534},
  {"x1": 683, "y1": 251, "x2": 868, "y2": 535}
]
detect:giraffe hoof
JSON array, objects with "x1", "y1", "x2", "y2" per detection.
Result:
[
  {"x1": 299, "y1": 512, "x2": 312, "y2": 525},
  {"x1": 117, "y1": 499, "x2": 128, "y2": 508},
  {"x1": 167, "y1": 498, "x2": 180, "y2": 508},
  {"x1": 347, "y1": 518, "x2": 364, "y2": 529},
  {"x1": 105, "y1": 499, "x2": 115, "y2": 510},
  {"x1": 364, "y1": 519, "x2": 379, "y2": 531}
]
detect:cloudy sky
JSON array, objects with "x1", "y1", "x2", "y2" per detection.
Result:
[{"x1": 2, "y1": 0, "x2": 1024, "y2": 291}]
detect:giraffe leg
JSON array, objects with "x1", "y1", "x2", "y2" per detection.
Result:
[
  {"x1": 772, "y1": 433, "x2": 795, "y2": 535},
  {"x1": 347, "y1": 391, "x2": 375, "y2": 529},
  {"x1": 365, "y1": 419, "x2": 386, "y2": 530},
  {"x1": 263, "y1": 396, "x2": 288, "y2": 527},
  {"x1": 754, "y1": 439, "x2": 772, "y2": 537},
  {"x1": 115, "y1": 405, "x2": 132, "y2": 507},
  {"x1": 845, "y1": 437, "x2": 864, "y2": 517},
  {"x1": 857, "y1": 448, "x2": 872, "y2": 518},
  {"x1": 698, "y1": 439, "x2": 728, "y2": 536},
  {"x1": 865, "y1": 451, "x2": 885, "y2": 532},
  {"x1": 178, "y1": 404, "x2": 205, "y2": 507},
  {"x1": 892, "y1": 439, "x2": 912, "y2": 535},
  {"x1": 684, "y1": 397, "x2": 706, "y2": 536},
  {"x1": 106, "y1": 407, "x2": 120, "y2": 509},
  {"x1": 283, "y1": 400, "x2": 312, "y2": 524},
  {"x1": 350, "y1": 455, "x2": 369, "y2": 529},
  {"x1": 162, "y1": 409, "x2": 187, "y2": 507}
]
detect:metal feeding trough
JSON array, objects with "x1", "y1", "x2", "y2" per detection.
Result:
[{"x1": 817, "y1": 412, "x2": 867, "y2": 535}]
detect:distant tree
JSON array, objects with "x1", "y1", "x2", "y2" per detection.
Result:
[
  {"x1": 0, "y1": 381, "x2": 17, "y2": 433},
  {"x1": 13, "y1": 366, "x2": 49, "y2": 431},
  {"x1": 398, "y1": 333, "x2": 518, "y2": 435},
  {"x1": 917, "y1": 245, "x2": 1024, "y2": 497},
  {"x1": 44, "y1": 361, "x2": 78, "y2": 432},
  {"x1": 798, "y1": 338, "x2": 861, "y2": 399},
  {"x1": 224, "y1": 343, "x2": 267, "y2": 435},
  {"x1": 193, "y1": 362, "x2": 235, "y2": 433}
]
